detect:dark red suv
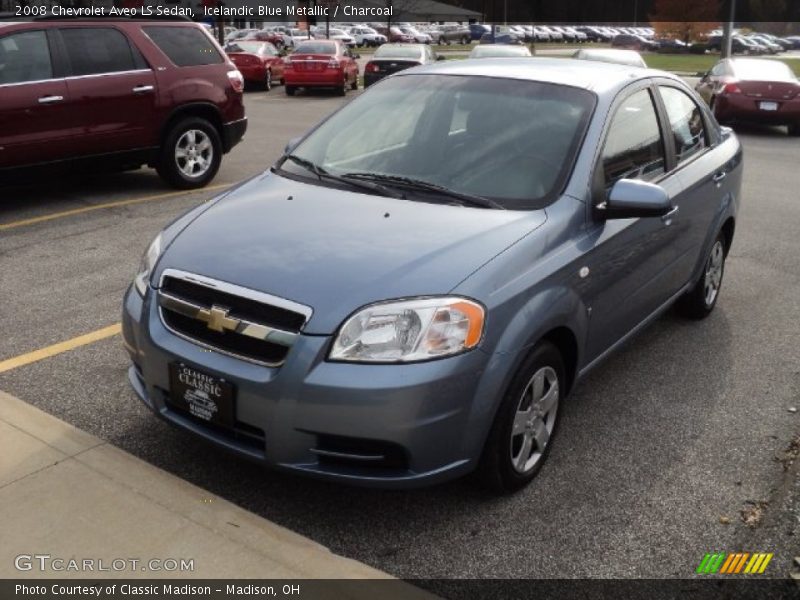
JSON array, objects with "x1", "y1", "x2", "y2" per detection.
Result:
[{"x1": 0, "y1": 19, "x2": 246, "y2": 188}]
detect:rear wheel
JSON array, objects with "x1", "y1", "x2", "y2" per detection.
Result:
[
  {"x1": 156, "y1": 117, "x2": 221, "y2": 189},
  {"x1": 264, "y1": 69, "x2": 272, "y2": 92},
  {"x1": 285, "y1": 85, "x2": 296, "y2": 96},
  {"x1": 676, "y1": 232, "x2": 727, "y2": 319},
  {"x1": 336, "y1": 81, "x2": 346, "y2": 96},
  {"x1": 476, "y1": 342, "x2": 564, "y2": 493},
  {"x1": 788, "y1": 123, "x2": 800, "y2": 137}
]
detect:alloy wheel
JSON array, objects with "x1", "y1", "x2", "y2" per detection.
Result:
[
  {"x1": 175, "y1": 130, "x2": 213, "y2": 179},
  {"x1": 704, "y1": 240, "x2": 724, "y2": 307},
  {"x1": 510, "y1": 366, "x2": 559, "y2": 474}
]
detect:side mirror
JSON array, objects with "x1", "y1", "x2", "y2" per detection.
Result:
[
  {"x1": 284, "y1": 136, "x2": 302, "y2": 155},
  {"x1": 599, "y1": 178, "x2": 671, "y2": 219}
]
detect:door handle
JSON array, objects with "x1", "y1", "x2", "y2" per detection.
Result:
[
  {"x1": 132, "y1": 85, "x2": 155, "y2": 94},
  {"x1": 661, "y1": 205, "x2": 679, "y2": 223},
  {"x1": 38, "y1": 95, "x2": 64, "y2": 104},
  {"x1": 712, "y1": 171, "x2": 727, "y2": 185}
]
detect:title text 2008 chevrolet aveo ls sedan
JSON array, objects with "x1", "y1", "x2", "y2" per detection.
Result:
[{"x1": 123, "y1": 59, "x2": 742, "y2": 492}]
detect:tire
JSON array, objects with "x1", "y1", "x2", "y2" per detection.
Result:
[
  {"x1": 156, "y1": 117, "x2": 221, "y2": 190},
  {"x1": 461, "y1": 36, "x2": 469, "y2": 45},
  {"x1": 350, "y1": 76, "x2": 358, "y2": 91},
  {"x1": 264, "y1": 69, "x2": 272, "y2": 92},
  {"x1": 476, "y1": 341, "x2": 565, "y2": 493},
  {"x1": 336, "y1": 81, "x2": 346, "y2": 96},
  {"x1": 285, "y1": 85, "x2": 296, "y2": 96},
  {"x1": 676, "y1": 231, "x2": 727, "y2": 319},
  {"x1": 788, "y1": 123, "x2": 800, "y2": 137}
]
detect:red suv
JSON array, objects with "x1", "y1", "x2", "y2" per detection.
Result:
[{"x1": 0, "y1": 19, "x2": 246, "y2": 189}]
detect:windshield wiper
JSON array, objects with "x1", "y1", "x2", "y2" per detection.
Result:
[
  {"x1": 341, "y1": 173, "x2": 504, "y2": 210},
  {"x1": 279, "y1": 155, "x2": 403, "y2": 198}
]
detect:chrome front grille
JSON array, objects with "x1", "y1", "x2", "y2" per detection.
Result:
[{"x1": 157, "y1": 269, "x2": 311, "y2": 367}]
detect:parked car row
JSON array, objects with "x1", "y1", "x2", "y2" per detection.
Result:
[
  {"x1": 223, "y1": 39, "x2": 361, "y2": 96},
  {"x1": 700, "y1": 32, "x2": 798, "y2": 55}
]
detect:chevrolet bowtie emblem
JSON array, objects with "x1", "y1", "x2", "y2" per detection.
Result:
[{"x1": 198, "y1": 305, "x2": 238, "y2": 333}]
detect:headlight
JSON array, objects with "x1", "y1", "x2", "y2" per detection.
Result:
[
  {"x1": 133, "y1": 233, "x2": 162, "y2": 296},
  {"x1": 329, "y1": 297, "x2": 485, "y2": 363}
]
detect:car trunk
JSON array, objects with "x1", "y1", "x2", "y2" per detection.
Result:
[
  {"x1": 738, "y1": 80, "x2": 800, "y2": 101},
  {"x1": 369, "y1": 60, "x2": 420, "y2": 76},
  {"x1": 229, "y1": 53, "x2": 260, "y2": 67},
  {"x1": 290, "y1": 55, "x2": 335, "y2": 72}
]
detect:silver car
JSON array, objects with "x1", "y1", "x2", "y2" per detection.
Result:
[{"x1": 124, "y1": 59, "x2": 742, "y2": 492}]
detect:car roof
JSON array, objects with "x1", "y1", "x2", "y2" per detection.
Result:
[{"x1": 402, "y1": 57, "x2": 672, "y2": 94}]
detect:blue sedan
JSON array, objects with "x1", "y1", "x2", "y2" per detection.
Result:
[{"x1": 123, "y1": 58, "x2": 742, "y2": 492}]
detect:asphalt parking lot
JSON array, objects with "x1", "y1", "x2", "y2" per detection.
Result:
[{"x1": 2, "y1": 86, "x2": 799, "y2": 579}]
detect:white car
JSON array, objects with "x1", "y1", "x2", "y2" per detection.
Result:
[
  {"x1": 320, "y1": 27, "x2": 357, "y2": 47},
  {"x1": 400, "y1": 26, "x2": 433, "y2": 44},
  {"x1": 347, "y1": 26, "x2": 387, "y2": 47},
  {"x1": 287, "y1": 28, "x2": 314, "y2": 47}
]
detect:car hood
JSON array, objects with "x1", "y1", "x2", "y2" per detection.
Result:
[{"x1": 155, "y1": 173, "x2": 546, "y2": 334}]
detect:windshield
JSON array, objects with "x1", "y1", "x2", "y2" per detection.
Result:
[
  {"x1": 294, "y1": 42, "x2": 337, "y2": 54},
  {"x1": 225, "y1": 41, "x2": 270, "y2": 54},
  {"x1": 278, "y1": 74, "x2": 596, "y2": 210},
  {"x1": 734, "y1": 59, "x2": 795, "y2": 81},
  {"x1": 471, "y1": 46, "x2": 532, "y2": 58},
  {"x1": 374, "y1": 45, "x2": 423, "y2": 59}
]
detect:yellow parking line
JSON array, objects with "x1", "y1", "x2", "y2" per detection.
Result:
[
  {"x1": 0, "y1": 324, "x2": 121, "y2": 374},
  {"x1": 0, "y1": 183, "x2": 231, "y2": 231}
]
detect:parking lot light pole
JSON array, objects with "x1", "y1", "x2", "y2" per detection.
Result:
[{"x1": 722, "y1": 0, "x2": 736, "y2": 59}]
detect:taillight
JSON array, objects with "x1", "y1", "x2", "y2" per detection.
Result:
[
  {"x1": 365, "y1": 62, "x2": 379, "y2": 73},
  {"x1": 283, "y1": 57, "x2": 293, "y2": 68},
  {"x1": 227, "y1": 69, "x2": 244, "y2": 93},
  {"x1": 327, "y1": 58, "x2": 340, "y2": 69},
  {"x1": 721, "y1": 82, "x2": 741, "y2": 94}
]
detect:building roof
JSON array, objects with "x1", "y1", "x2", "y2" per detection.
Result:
[{"x1": 355, "y1": 0, "x2": 482, "y2": 21}]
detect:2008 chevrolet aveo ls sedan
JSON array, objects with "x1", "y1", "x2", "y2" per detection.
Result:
[{"x1": 123, "y1": 58, "x2": 742, "y2": 492}]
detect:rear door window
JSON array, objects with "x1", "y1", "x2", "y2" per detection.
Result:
[
  {"x1": 658, "y1": 86, "x2": 708, "y2": 164},
  {"x1": 60, "y1": 28, "x2": 140, "y2": 76},
  {"x1": 602, "y1": 88, "x2": 666, "y2": 186},
  {"x1": 0, "y1": 30, "x2": 52, "y2": 84},
  {"x1": 143, "y1": 26, "x2": 224, "y2": 67}
]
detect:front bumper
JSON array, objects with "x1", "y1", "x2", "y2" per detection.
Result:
[
  {"x1": 221, "y1": 117, "x2": 247, "y2": 153},
  {"x1": 122, "y1": 285, "x2": 493, "y2": 488}
]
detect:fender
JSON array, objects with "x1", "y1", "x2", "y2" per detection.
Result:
[{"x1": 460, "y1": 286, "x2": 588, "y2": 462}]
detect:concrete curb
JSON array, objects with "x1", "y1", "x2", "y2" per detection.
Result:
[{"x1": 0, "y1": 390, "x2": 410, "y2": 583}]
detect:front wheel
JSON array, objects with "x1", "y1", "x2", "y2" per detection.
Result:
[
  {"x1": 476, "y1": 342, "x2": 564, "y2": 493},
  {"x1": 156, "y1": 118, "x2": 221, "y2": 189},
  {"x1": 676, "y1": 232, "x2": 727, "y2": 319}
]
